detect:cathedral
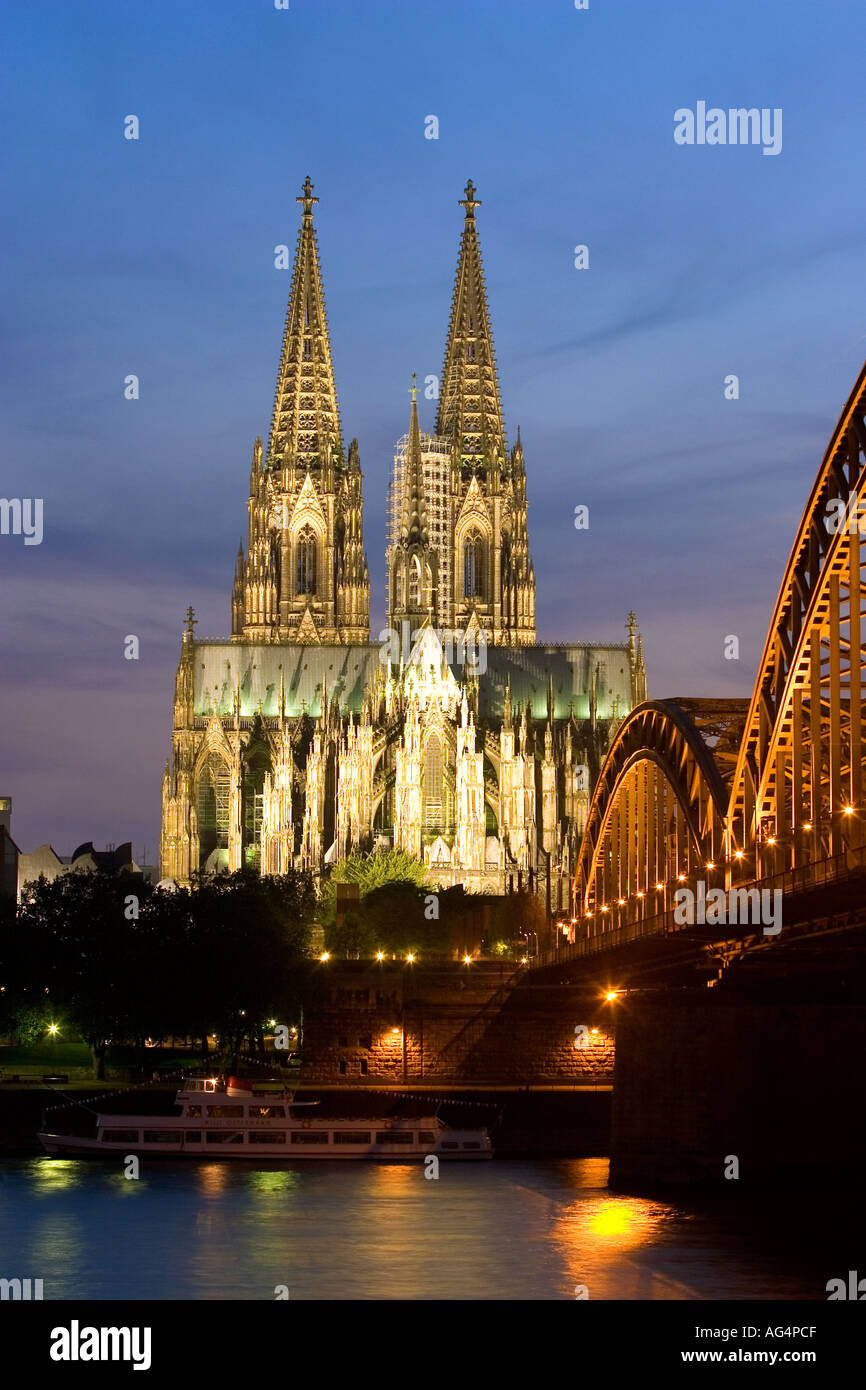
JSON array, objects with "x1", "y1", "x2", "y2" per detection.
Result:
[{"x1": 160, "y1": 178, "x2": 647, "y2": 907}]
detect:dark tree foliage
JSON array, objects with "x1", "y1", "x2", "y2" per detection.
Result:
[
  {"x1": 4, "y1": 868, "x2": 315, "y2": 1075},
  {"x1": 328, "y1": 879, "x2": 449, "y2": 957}
]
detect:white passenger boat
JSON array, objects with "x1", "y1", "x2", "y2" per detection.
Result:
[{"x1": 38, "y1": 1077, "x2": 493, "y2": 1160}]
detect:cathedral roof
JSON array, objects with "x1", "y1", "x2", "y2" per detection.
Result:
[{"x1": 190, "y1": 640, "x2": 634, "y2": 722}]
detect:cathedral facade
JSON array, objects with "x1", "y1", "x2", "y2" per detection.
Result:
[{"x1": 160, "y1": 179, "x2": 647, "y2": 907}]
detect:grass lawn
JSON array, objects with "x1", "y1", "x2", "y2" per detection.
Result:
[
  {"x1": 0, "y1": 1044, "x2": 208, "y2": 1069},
  {"x1": 0, "y1": 1042, "x2": 92, "y2": 1067}
]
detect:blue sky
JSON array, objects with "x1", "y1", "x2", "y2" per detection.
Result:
[{"x1": 2, "y1": 0, "x2": 866, "y2": 855}]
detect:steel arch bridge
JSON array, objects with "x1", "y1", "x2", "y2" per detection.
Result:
[{"x1": 571, "y1": 360, "x2": 866, "y2": 939}]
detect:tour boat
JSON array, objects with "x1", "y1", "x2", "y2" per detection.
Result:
[{"x1": 37, "y1": 1077, "x2": 493, "y2": 1160}]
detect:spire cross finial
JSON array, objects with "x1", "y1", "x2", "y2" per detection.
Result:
[
  {"x1": 297, "y1": 175, "x2": 318, "y2": 218},
  {"x1": 185, "y1": 606, "x2": 197, "y2": 636},
  {"x1": 459, "y1": 179, "x2": 481, "y2": 218},
  {"x1": 409, "y1": 372, "x2": 418, "y2": 404}
]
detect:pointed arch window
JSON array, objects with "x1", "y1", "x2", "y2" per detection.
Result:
[
  {"x1": 423, "y1": 733, "x2": 443, "y2": 829},
  {"x1": 463, "y1": 532, "x2": 484, "y2": 599},
  {"x1": 296, "y1": 525, "x2": 317, "y2": 595},
  {"x1": 197, "y1": 753, "x2": 231, "y2": 854},
  {"x1": 408, "y1": 555, "x2": 421, "y2": 610}
]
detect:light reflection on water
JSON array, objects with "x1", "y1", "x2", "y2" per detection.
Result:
[{"x1": 0, "y1": 1157, "x2": 828, "y2": 1300}]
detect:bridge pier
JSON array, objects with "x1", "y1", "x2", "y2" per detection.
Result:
[{"x1": 610, "y1": 994, "x2": 866, "y2": 1188}]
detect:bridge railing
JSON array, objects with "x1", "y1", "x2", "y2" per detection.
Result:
[{"x1": 530, "y1": 844, "x2": 866, "y2": 970}]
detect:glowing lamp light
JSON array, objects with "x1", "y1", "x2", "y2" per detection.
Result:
[
  {"x1": 677, "y1": 874, "x2": 686, "y2": 882},
  {"x1": 375, "y1": 951, "x2": 385, "y2": 961},
  {"x1": 391, "y1": 1027, "x2": 400, "y2": 1035},
  {"x1": 803, "y1": 822, "x2": 812, "y2": 831},
  {"x1": 406, "y1": 953, "x2": 415, "y2": 964},
  {"x1": 463, "y1": 955, "x2": 472, "y2": 965},
  {"x1": 268, "y1": 1019, "x2": 277, "y2": 1028},
  {"x1": 617, "y1": 898, "x2": 625, "y2": 906},
  {"x1": 636, "y1": 891, "x2": 644, "y2": 899},
  {"x1": 655, "y1": 882, "x2": 664, "y2": 891},
  {"x1": 605, "y1": 991, "x2": 619, "y2": 1003},
  {"x1": 844, "y1": 805, "x2": 855, "y2": 816},
  {"x1": 520, "y1": 956, "x2": 528, "y2": 965},
  {"x1": 767, "y1": 837, "x2": 776, "y2": 846},
  {"x1": 600, "y1": 905, "x2": 609, "y2": 913},
  {"x1": 734, "y1": 850, "x2": 744, "y2": 860},
  {"x1": 590, "y1": 1027, "x2": 599, "y2": 1035},
  {"x1": 706, "y1": 862, "x2": 715, "y2": 870},
  {"x1": 47, "y1": 1023, "x2": 59, "y2": 1036},
  {"x1": 319, "y1": 952, "x2": 330, "y2": 963}
]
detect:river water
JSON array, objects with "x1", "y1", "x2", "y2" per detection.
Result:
[{"x1": 0, "y1": 1157, "x2": 843, "y2": 1300}]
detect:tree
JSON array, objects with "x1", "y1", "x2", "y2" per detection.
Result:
[
  {"x1": 319, "y1": 849, "x2": 429, "y2": 929},
  {"x1": 14, "y1": 870, "x2": 152, "y2": 1077},
  {"x1": 10, "y1": 866, "x2": 317, "y2": 1076}
]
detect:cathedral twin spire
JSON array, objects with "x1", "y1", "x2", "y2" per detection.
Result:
[
  {"x1": 390, "y1": 180, "x2": 536, "y2": 644},
  {"x1": 268, "y1": 176, "x2": 343, "y2": 471},
  {"x1": 438, "y1": 180, "x2": 507, "y2": 469},
  {"x1": 232, "y1": 176, "x2": 535, "y2": 648},
  {"x1": 232, "y1": 177, "x2": 369, "y2": 645}
]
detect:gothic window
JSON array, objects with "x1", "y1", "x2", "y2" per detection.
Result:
[
  {"x1": 463, "y1": 532, "x2": 484, "y2": 598},
  {"x1": 395, "y1": 560, "x2": 406, "y2": 612},
  {"x1": 467, "y1": 344, "x2": 475, "y2": 363},
  {"x1": 408, "y1": 556, "x2": 421, "y2": 609},
  {"x1": 243, "y1": 745, "x2": 270, "y2": 867},
  {"x1": 197, "y1": 753, "x2": 231, "y2": 856},
  {"x1": 423, "y1": 733, "x2": 443, "y2": 829},
  {"x1": 296, "y1": 526, "x2": 317, "y2": 595}
]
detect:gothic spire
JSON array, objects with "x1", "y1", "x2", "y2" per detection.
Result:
[
  {"x1": 437, "y1": 180, "x2": 506, "y2": 465},
  {"x1": 267, "y1": 177, "x2": 343, "y2": 470},
  {"x1": 400, "y1": 374, "x2": 428, "y2": 549}
]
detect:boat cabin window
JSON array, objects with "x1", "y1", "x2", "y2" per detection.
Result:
[
  {"x1": 440, "y1": 1141, "x2": 459, "y2": 1150},
  {"x1": 185, "y1": 1131, "x2": 202, "y2": 1142},
  {"x1": 417, "y1": 1131, "x2": 435, "y2": 1144},
  {"x1": 102, "y1": 1129, "x2": 139, "y2": 1144},
  {"x1": 249, "y1": 1132, "x2": 287, "y2": 1143},
  {"x1": 462, "y1": 1142, "x2": 482, "y2": 1150},
  {"x1": 206, "y1": 1105, "x2": 244, "y2": 1118},
  {"x1": 291, "y1": 1132, "x2": 329, "y2": 1144},
  {"x1": 249, "y1": 1105, "x2": 285, "y2": 1119},
  {"x1": 183, "y1": 1080, "x2": 217, "y2": 1093},
  {"x1": 375, "y1": 1132, "x2": 414, "y2": 1144},
  {"x1": 206, "y1": 1131, "x2": 244, "y2": 1144},
  {"x1": 143, "y1": 1130, "x2": 182, "y2": 1144},
  {"x1": 185, "y1": 1105, "x2": 202, "y2": 1118},
  {"x1": 334, "y1": 1131, "x2": 372, "y2": 1144}
]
